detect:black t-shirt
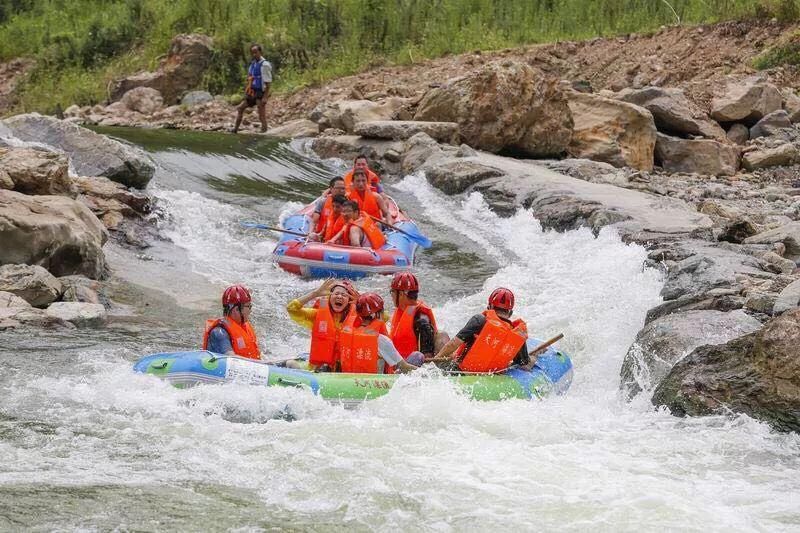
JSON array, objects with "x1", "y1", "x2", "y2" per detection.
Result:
[{"x1": 455, "y1": 313, "x2": 529, "y2": 366}]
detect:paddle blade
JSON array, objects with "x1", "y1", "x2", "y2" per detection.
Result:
[
  {"x1": 240, "y1": 222, "x2": 271, "y2": 230},
  {"x1": 403, "y1": 227, "x2": 433, "y2": 248}
]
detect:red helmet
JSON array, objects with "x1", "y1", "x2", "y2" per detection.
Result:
[
  {"x1": 356, "y1": 292, "x2": 384, "y2": 317},
  {"x1": 222, "y1": 285, "x2": 252, "y2": 306},
  {"x1": 488, "y1": 287, "x2": 514, "y2": 311},
  {"x1": 391, "y1": 272, "x2": 419, "y2": 292}
]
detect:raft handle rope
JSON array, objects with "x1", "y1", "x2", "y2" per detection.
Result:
[
  {"x1": 151, "y1": 361, "x2": 169, "y2": 370},
  {"x1": 276, "y1": 378, "x2": 305, "y2": 388}
]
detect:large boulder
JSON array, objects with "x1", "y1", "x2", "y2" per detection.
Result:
[
  {"x1": 744, "y1": 222, "x2": 800, "y2": 260},
  {"x1": 310, "y1": 98, "x2": 406, "y2": 133},
  {"x1": 781, "y1": 88, "x2": 800, "y2": 123},
  {"x1": 654, "y1": 133, "x2": 739, "y2": 176},
  {"x1": 726, "y1": 123, "x2": 750, "y2": 145},
  {"x1": 618, "y1": 87, "x2": 726, "y2": 140},
  {"x1": 567, "y1": 92, "x2": 656, "y2": 171},
  {"x1": 0, "y1": 190, "x2": 107, "y2": 278},
  {"x1": 72, "y1": 176, "x2": 150, "y2": 213},
  {"x1": 0, "y1": 147, "x2": 73, "y2": 195},
  {"x1": 710, "y1": 76, "x2": 783, "y2": 124},
  {"x1": 773, "y1": 279, "x2": 800, "y2": 314},
  {"x1": 181, "y1": 90, "x2": 213, "y2": 107},
  {"x1": 1, "y1": 114, "x2": 154, "y2": 188},
  {"x1": 0, "y1": 290, "x2": 31, "y2": 308},
  {"x1": 0, "y1": 307, "x2": 72, "y2": 330},
  {"x1": 110, "y1": 34, "x2": 214, "y2": 104},
  {"x1": 120, "y1": 87, "x2": 163, "y2": 115},
  {"x1": 742, "y1": 143, "x2": 800, "y2": 171},
  {"x1": 354, "y1": 120, "x2": 459, "y2": 144},
  {"x1": 45, "y1": 301, "x2": 107, "y2": 328},
  {"x1": 749, "y1": 110, "x2": 792, "y2": 140},
  {"x1": 266, "y1": 119, "x2": 319, "y2": 138},
  {"x1": 425, "y1": 160, "x2": 504, "y2": 195},
  {"x1": 652, "y1": 308, "x2": 800, "y2": 432},
  {"x1": 620, "y1": 309, "x2": 762, "y2": 398},
  {"x1": 0, "y1": 264, "x2": 62, "y2": 307},
  {"x1": 413, "y1": 61, "x2": 572, "y2": 157}
]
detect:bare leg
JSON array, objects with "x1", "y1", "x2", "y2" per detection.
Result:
[
  {"x1": 257, "y1": 99, "x2": 268, "y2": 132},
  {"x1": 233, "y1": 100, "x2": 248, "y2": 133}
]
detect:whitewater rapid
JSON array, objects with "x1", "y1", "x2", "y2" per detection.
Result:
[{"x1": 2, "y1": 132, "x2": 799, "y2": 531}]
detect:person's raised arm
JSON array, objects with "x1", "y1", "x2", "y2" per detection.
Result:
[
  {"x1": 296, "y1": 279, "x2": 336, "y2": 307},
  {"x1": 377, "y1": 195, "x2": 393, "y2": 225}
]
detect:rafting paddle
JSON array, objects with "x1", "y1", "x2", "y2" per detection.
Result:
[
  {"x1": 240, "y1": 222, "x2": 308, "y2": 238},
  {"x1": 366, "y1": 215, "x2": 433, "y2": 249}
]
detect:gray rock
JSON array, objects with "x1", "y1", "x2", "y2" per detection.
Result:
[
  {"x1": 539, "y1": 158, "x2": 627, "y2": 185},
  {"x1": 0, "y1": 290, "x2": 31, "y2": 308},
  {"x1": 620, "y1": 309, "x2": 762, "y2": 398},
  {"x1": 310, "y1": 99, "x2": 406, "y2": 133},
  {"x1": 266, "y1": 119, "x2": 319, "y2": 138},
  {"x1": 618, "y1": 86, "x2": 726, "y2": 140},
  {"x1": 45, "y1": 301, "x2": 107, "y2": 327},
  {"x1": 773, "y1": 278, "x2": 800, "y2": 314},
  {"x1": 781, "y1": 88, "x2": 800, "y2": 123},
  {"x1": 744, "y1": 292, "x2": 776, "y2": 314},
  {"x1": 59, "y1": 275, "x2": 102, "y2": 305},
  {"x1": 455, "y1": 144, "x2": 478, "y2": 158},
  {"x1": 645, "y1": 291, "x2": 745, "y2": 323},
  {"x1": 426, "y1": 160, "x2": 505, "y2": 195},
  {"x1": 760, "y1": 251, "x2": 796, "y2": 275},
  {"x1": 718, "y1": 218, "x2": 758, "y2": 244},
  {"x1": 710, "y1": 76, "x2": 783, "y2": 123},
  {"x1": 726, "y1": 123, "x2": 749, "y2": 145},
  {"x1": 181, "y1": 90, "x2": 213, "y2": 107},
  {"x1": 749, "y1": 110, "x2": 792, "y2": 139},
  {"x1": 652, "y1": 308, "x2": 800, "y2": 432},
  {"x1": 120, "y1": 87, "x2": 163, "y2": 115},
  {"x1": 744, "y1": 222, "x2": 800, "y2": 259},
  {"x1": 742, "y1": 143, "x2": 800, "y2": 171},
  {"x1": 0, "y1": 307, "x2": 72, "y2": 330},
  {"x1": 401, "y1": 132, "x2": 445, "y2": 175},
  {"x1": 654, "y1": 133, "x2": 739, "y2": 176},
  {"x1": 1, "y1": 114, "x2": 155, "y2": 188},
  {"x1": 0, "y1": 190, "x2": 108, "y2": 278},
  {"x1": 0, "y1": 264, "x2": 62, "y2": 307},
  {"x1": 354, "y1": 120, "x2": 460, "y2": 144}
]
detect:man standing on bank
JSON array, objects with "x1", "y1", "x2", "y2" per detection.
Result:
[{"x1": 233, "y1": 44, "x2": 272, "y2": 133}]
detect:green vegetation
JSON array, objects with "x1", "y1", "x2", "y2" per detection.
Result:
[
  {"x1": 0, "y1": 0, "x2": 798, "y2": 113},
  {"x1": 754, "y1": 39, "x2": 800, "y2": 70}
]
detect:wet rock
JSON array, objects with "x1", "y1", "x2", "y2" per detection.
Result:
[
  {"x1": 414, "y1": 61, "x2": 572, "y2": 157},
  {"x1": 661, "y1": 243, "x2": 764, "y2": 300},
  {"x1": 538, "y1": 159, "x2": 627, "y2": 185},
  {"x1": 742, "y1": 143, "x2": 800, "y2": 171},
  {"x1": 45, "y1": 301, "x2": 107, "y2": 327},
  {"x1": 620, "y1": 309, "x2": 762, "y2": 398},
  {"x1": 0, "y1": 307, "x2": 72, "y2": 330},
  {"x1": 567, "y1": 91, "x2": 656, "y2": 171},
  {"x1": 0, "y1": 190, "x2": 107, "y2": 278},
  {"x1": 773, "y1": 278, "x2": 800, "y2": 314},
  {"x1": 455, "y1": 144, "x2": 477, "y2": 158},
  {"x1": 618, "y1": 86, "x2": 726, "y2": 140},
  {"x1": 0, "y1": 264, "x2": 62, "y2": 307},
  {"x1": 652, "y1": 308, "x2": 800, "y2": 432},
  {"x1": 401, "y1": 132, "x2": 445, "y2": 174},
  {"x1": 749, "y1": 110, "x2": 792, "y2": 139},
  {"x1": 354, "y1": 120, "x2": 459, "y2": 144},
  {"x1": 710, "y1": 76, "x2": 783, "y2": 123},
  {"x1": 726, "y1": 123, "x2": 749, "y2": 145},
  {"x1": 654, "y1": 133, "x2": 739, "y2": 176},
  {"x1": 181, "y1": 90, "x2": 213, "y2": 107},
  {"x1": 310, "y1": 98, "x2": 406, "y2": 133},
  {"x1": 72, "y1": 176, "x2": 150, "y2": 214},
  {"x1": 644, "y1": 289, "x2": 746, "y2": 323},
  {"x1": 0, "y1": 147, "x2": 73, "y2": 195},
  {"x1": 744, "y1": 222, "x2": 800, "y2": 259},
  {"x1": 110, "y1": 34, "x2": 214, "y2": 104},
  {"x1": 0, "y1": 290, "x2": 30, "y2": 308},
  {"x1": 426, "y1": 161, "x2": 505, "y2": 195},
  {"x1": 1, "y1": 114, "x2": 155, "y2": 188},
  {"x1": 120, "y1": 87, "x2": 163, "y2": 115},
  {"x1": 266, "y1": 119, "x2": 319, "y2": 138}
]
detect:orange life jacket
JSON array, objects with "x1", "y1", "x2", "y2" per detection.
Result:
[
  {"x1": 348, "y1": 189, "x2": 382, "y2": 220},
  {"x1": 309, "y1": 298, "x2": 353, "y2": 368},
  {"x1": 324, "y1": 214, "x2": 345, "y2": 242},
  {"x1": 389, "y1": 301, "x2": 438, "y2": 357},
  {"x1": 342, "y1": 216, "x2": 387, "y2": 249},
  {"x1": 457, "y1": 310, "x2": 527, "y2": 373},
  {"x1": 343, "y1": 169, "x2": 381, "y2": 193},
  {"x1": 315, "y1": 195, "x2": 334, "y2": 233},
  {"x1": 339, "y1": 315, "x2": 386, "y2": 374},
  {"x1": 202, "y1": 317, "x2": 261, "y2": 360}
]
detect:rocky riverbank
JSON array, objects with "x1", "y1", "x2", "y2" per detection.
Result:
[
  {"x1": 3, "y1": 20, "x2": 800, "y2": 431},
  {"x1": 0, "y1": 114, "x2": 156, "y2": 329}
]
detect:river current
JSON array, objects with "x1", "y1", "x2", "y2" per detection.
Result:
[{"x1": 1, "y1": 129, "x2": 799, "y2": 531}]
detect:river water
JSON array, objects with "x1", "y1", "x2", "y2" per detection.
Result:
[{"x1": 1, "y1": 128, "x2": 799, "y2": 531}]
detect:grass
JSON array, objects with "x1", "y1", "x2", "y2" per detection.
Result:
[{"x1": 1, "y1": 0, "x2": 799, "y2": 114}]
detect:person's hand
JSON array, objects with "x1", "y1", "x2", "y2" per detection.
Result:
[
  {"x1": 345, "y1": 283, "x2": 360, "y2": 302},
  {"x1": 308, "y1": 232, "x2": 321, "y2": 242},
  {"x1": 315, "y1": 278, "x2": 337, "y2": 297}
]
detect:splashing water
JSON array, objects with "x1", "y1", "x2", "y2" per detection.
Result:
[{"x1": 2, "y1": 130, "x2": 799, "y2": 531}]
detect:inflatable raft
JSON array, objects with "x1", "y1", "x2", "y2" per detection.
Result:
[
  {"x1": 133, "y1": 339, "x2": 573, "y2": 404},
  {"x1": 272, "y1": 198, "x2": 421, "y2": 279}
]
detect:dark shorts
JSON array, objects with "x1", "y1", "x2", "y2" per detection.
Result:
[{"x1": 245, "y1": 90, "x2": 264, "y2": 107}]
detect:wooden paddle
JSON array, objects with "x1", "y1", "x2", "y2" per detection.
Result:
[
  {"x1": 529, "y1": 333, "x2": 565, "y2": 356},
  {"x1": 240, "y1": 222, "x2": 308, "y2": 238}
]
